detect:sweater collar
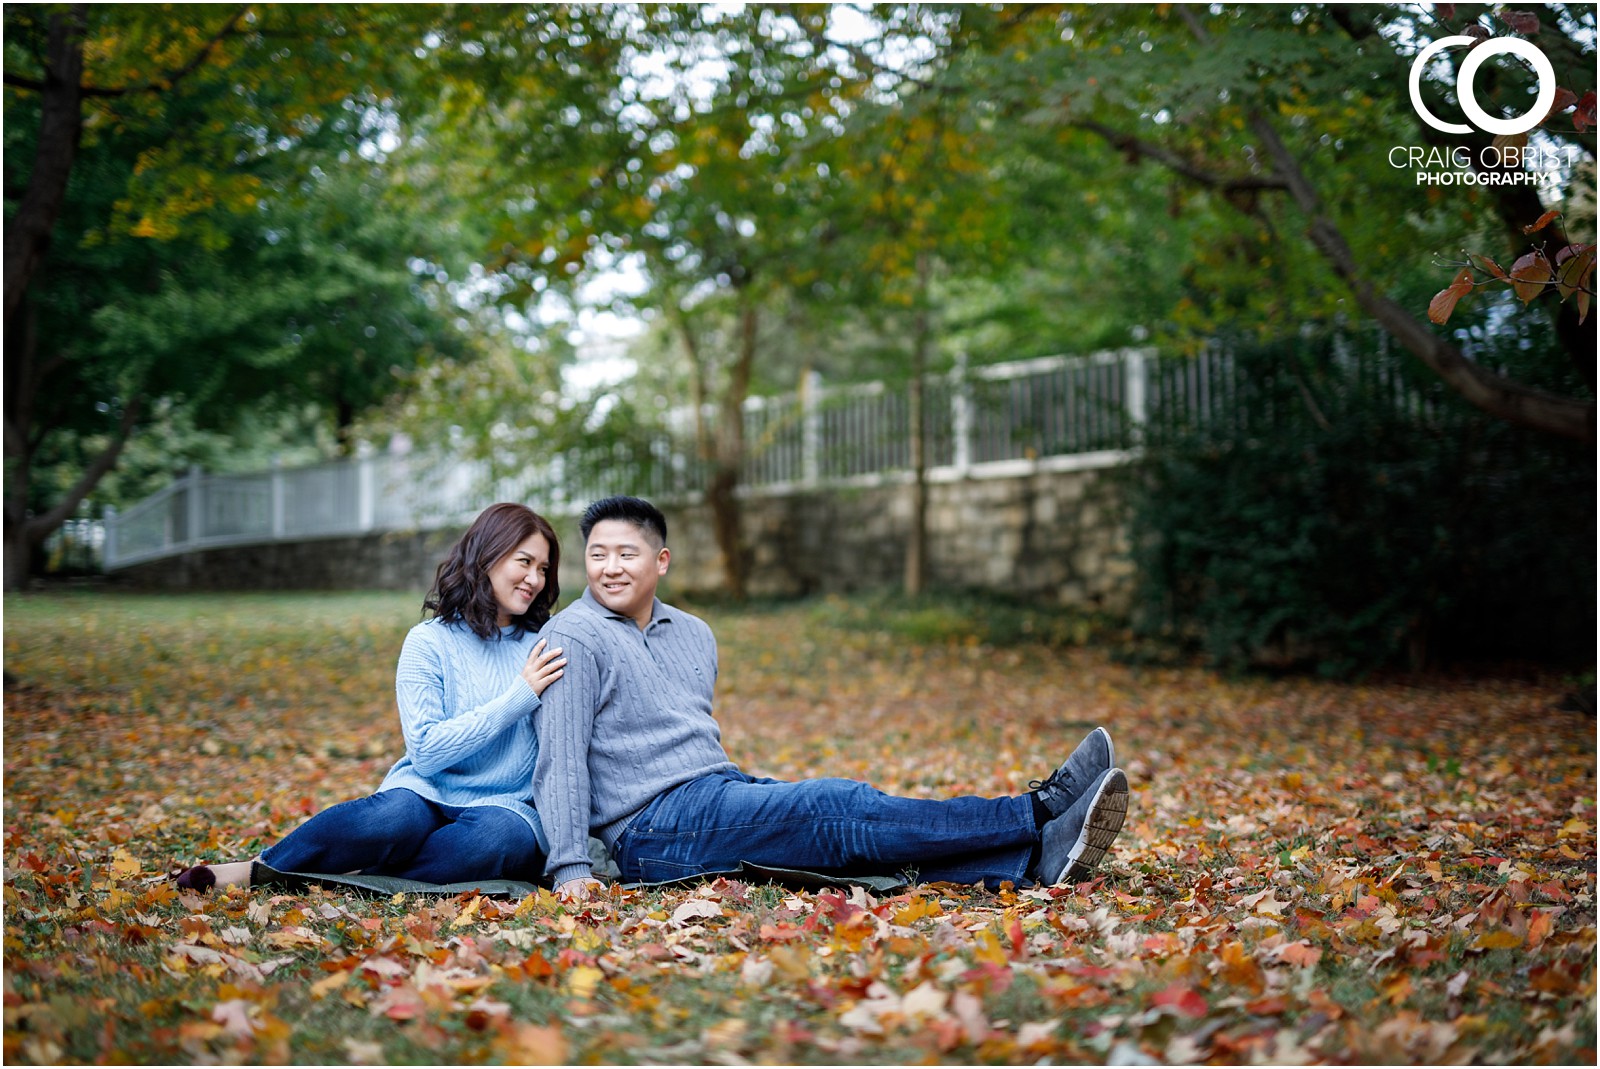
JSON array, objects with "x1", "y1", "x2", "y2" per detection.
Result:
[{"x1": 579, "y1": 586, "x2": 672, "y2": 629}]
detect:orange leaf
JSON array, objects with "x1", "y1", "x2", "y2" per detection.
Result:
[
  {"x1": 1522, "y1": 210, "x2": 1562, "y2": 235},
  {"x1": 1509, "y1": 253, "x2": 1553, "y2": 304},
  {"x1": 1382, "y1": 973, "x2": 1414, "y2": 1004},
  {"x1": 1277, "y1": 941, "x2": 1323, "y2": 968},
  {"x1": 495, "y1": 1023, "x2": 568, "y2": 1065},
  {"x1": 1429, "y1": 268, "x2": 1476, "y2": 324},
  {"x1": 1525, "y1": 909, "x2": 1557, "y2": 949},
  {"x1": 1470, "y1": 253, "x2": 1510, "y2": 281},
  {"x1": 1474, "y1": 929, "x2": 1524, "y2": 950}
]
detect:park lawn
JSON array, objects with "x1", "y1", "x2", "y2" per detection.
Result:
[{"x1": 3, "y1": 589, "x2": 1594, "y2": 1065}]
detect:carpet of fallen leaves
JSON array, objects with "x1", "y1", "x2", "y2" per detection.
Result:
[{"x1": 3, "y1": 590, "x2": 1595, "y2": 1065}]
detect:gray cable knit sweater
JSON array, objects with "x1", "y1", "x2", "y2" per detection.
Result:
[{"x1": 531, "y1": 588, "x2": 737, "y2": 887}]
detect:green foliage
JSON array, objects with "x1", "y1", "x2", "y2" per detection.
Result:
[{"x1": 1129, "y1": 322, "x2": 1596, "y2": 675}]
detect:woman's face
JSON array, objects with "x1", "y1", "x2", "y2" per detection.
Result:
[{"x1": 488, "y1": 532, "x2": 552, "y2": 627}]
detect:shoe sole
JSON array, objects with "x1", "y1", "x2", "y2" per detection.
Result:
[
  {"x1": 1097, "y1": 726, "x2": 1116, "y2": 775},
  {"x1": 1055, "y1": 767, "x2": 1128, "y2": 885}
]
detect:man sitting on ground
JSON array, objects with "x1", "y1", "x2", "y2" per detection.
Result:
[{"x1": 532, "y1": 495, "x2": 1130, "y2": 898}]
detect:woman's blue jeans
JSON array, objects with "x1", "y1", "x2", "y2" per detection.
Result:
[
  {"x1": 612, "y1": 770, "x2": 1036, "y2": 889},
  {"x1": 260, "y1": 788, "x2": 544, "y2": 884}
]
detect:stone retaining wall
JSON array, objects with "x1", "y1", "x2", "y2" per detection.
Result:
[{"x1": 113, "y1": 464, "x2": 1134, "y2": 613}]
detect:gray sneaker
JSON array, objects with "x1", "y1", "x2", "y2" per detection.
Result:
[
  {"x1": 1030, "y1": 726, "x2": 1116, "y2": 820},
  {"x1": 1036, "y1": 766, "x2": 1128, "y2": 886}
]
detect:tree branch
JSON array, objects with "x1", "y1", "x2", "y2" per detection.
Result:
[
  {"x1": 22, "y1": 394, "x2": 144, "y2": 544},
  {"x1": 1166, "y1": 3, "x2": 1594, "y2": 443},
  {"x1": 1248, "y1": 110, "x2": 1592, "y2": 441},
  {"x1": 1070, "y1": 119, "x2": 1290, "y2": 194}
]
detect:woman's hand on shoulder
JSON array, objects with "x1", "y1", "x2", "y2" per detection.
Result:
[{"x1": 522, "y1": 638, "x2": 567, "y2": 697}]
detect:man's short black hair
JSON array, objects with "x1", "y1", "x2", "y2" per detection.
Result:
[{"x1": 580, "y1": 496, "x2": 668, "y2": 548}]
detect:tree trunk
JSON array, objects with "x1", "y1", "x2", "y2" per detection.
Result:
[
  {"x1": 4, "y1": 293, "x2": 145, "y2": 589},
  {"x1": 4, "y1": 298, "x2": 42, "y2": 591},
  {"x1": 4, "y1": 5, "x2": 87, "y2": 332},
  {"x1": 674, "y1": 307, "x2": 713, "y2": 466},
  {"x1": 905, "y1": 251, "x2": 934, "y2": 597},
  {"x1": 707, "y1": 297, "x2": 758, "y2": 601}
]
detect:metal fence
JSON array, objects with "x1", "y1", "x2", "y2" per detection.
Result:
[
  {"x1": 99, "y1": 328, "x2": 1447, "y2": 570},
  {"x1": 103, "y1": 347, "x2": 1155, "y2": 569}
]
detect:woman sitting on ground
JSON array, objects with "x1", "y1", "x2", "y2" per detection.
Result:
[{"x1": 175, "y1": 502, "x2": 568, "y2": 891}]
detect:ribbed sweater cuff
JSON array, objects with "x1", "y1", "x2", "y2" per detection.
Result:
[{"x1": 550, "y1": 863, "x2": 594, "y2": 888}]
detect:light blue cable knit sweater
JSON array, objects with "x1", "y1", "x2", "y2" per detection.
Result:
[{"x1": 376, "y1": 618, "x2": 547, "y2": 851}]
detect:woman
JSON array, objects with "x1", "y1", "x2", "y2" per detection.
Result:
[{"x1": 175, "y1": 502, "x2": 568, "y2": 891}]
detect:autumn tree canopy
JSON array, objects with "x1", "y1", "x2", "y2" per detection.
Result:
[{"x1": 5, "y1": 4, "x2": 1595, "y2": 591}]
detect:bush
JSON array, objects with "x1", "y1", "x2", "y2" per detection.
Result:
[{"x1": 1129, "y1": 324, "x2": 1595, "y2": 676}]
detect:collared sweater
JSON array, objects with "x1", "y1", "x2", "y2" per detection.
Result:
[
  {"x1": 532, "y1": 588, "x2": 737, "y2": 887},
  {"x1": 377, "y1": 618, "x2": 547, "y2": 849}
]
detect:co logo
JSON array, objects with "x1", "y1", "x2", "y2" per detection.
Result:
[{"x1": 1408, "y1": 36, "x2": 1556, "y2": 136}]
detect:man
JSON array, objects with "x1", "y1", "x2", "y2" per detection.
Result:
[{"x1": 531, "y1": 496, "x2": 1129, "y2": 897}]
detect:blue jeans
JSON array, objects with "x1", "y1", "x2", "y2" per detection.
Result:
[
  {"x1": 260, "y1": 789, "x2": 544, "y2": 884},
  {"x1": 611, "y1": 770, "x2": 1036, "y2": 889}
]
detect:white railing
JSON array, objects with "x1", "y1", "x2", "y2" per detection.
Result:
[{"x1": 104, "y1": 348, "x2": 1154, "y2": 570}]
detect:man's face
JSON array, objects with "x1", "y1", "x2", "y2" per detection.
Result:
[{"x1": 585, "y1": 519, "x2": 670, "y2": 627}]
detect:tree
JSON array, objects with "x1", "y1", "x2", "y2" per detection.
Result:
[
  {"x1": 883, "y1": 4, "x2": 1594, "y2": 442},
  {"x1": 3, "y1": 5, "x2": 472, "y2": 587},
  {"x1": 428, "y1": 5, "x2": 888, "y2": 598}
]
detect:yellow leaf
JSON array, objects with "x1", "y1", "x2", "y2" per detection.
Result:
[
  {"x1": 972, "y1": 929, "x2": 1008, "y2": 965},
  {"x1": 310, "y1": 970, "x2": 352, "y2": 1000},
  {"x1": 1474, "y1": 930, "x2": 1523, "y2": 950},
  {"x1": 451, "y1": 895, "x2": 483, "y2": 928},
  {"x1": 111, "y1": 848, "x2": 141, "y2": 878},
  {"x1": 565, "y1": 965, "x2": 604, "y2": 1001}
]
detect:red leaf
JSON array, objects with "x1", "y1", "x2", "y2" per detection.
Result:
[
  {"x1": 1151, "y1": 983, "x2": 1209, "y2": 1017},
  {"x1": 1436, "y1": 3, "x2": 1456, "y2": 22},
  {"x1": 1509, "y1": 252, "x2": 1554, "y2": 303},
  {"x1": 1499, "y1": 10, "x2": 1540, "y2": 35},
  {"x1": 1522, "y1": 210, "x2": 1562, "y2": 234},
  {"x1": 1575, "y1": 91, "x2": 1597, "y2": 133},
  {"x1": 1428, "y1": 268, "x2": 1476, "y2": 324},
  {"x1": 1006, "y1": 913, "x2": 1026, "y2": 957},
  {"x1": 1555, "y1": 246, "x2": 1595, "y2": 318},
  {"x1": 1245, "y1": 994, "x2": 1289, "y2": 1016},
  {"x1": 1541, "y1": 87, "x2": 1580, "y2": 126}
]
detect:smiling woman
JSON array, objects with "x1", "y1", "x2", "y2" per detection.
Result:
[{"x1": 171, "y1": 503, "x2": 569, "y2": 892}]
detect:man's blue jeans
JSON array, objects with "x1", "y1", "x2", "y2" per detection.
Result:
[
  {"x1": 260, "y1": 788, "x2": 544, "y2": 884},
  {"x1": 611, "y1": 771, "x2": 1036, "y2": 889}
]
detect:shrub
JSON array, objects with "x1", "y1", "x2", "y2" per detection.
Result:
[{"x1": 1129, "y1": 324, "x2": 1595, "y2": 676}]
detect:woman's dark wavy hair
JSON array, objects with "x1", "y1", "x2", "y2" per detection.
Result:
[{"x1": 424, "y1": 503, "x2": 561, "y2": 639}]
